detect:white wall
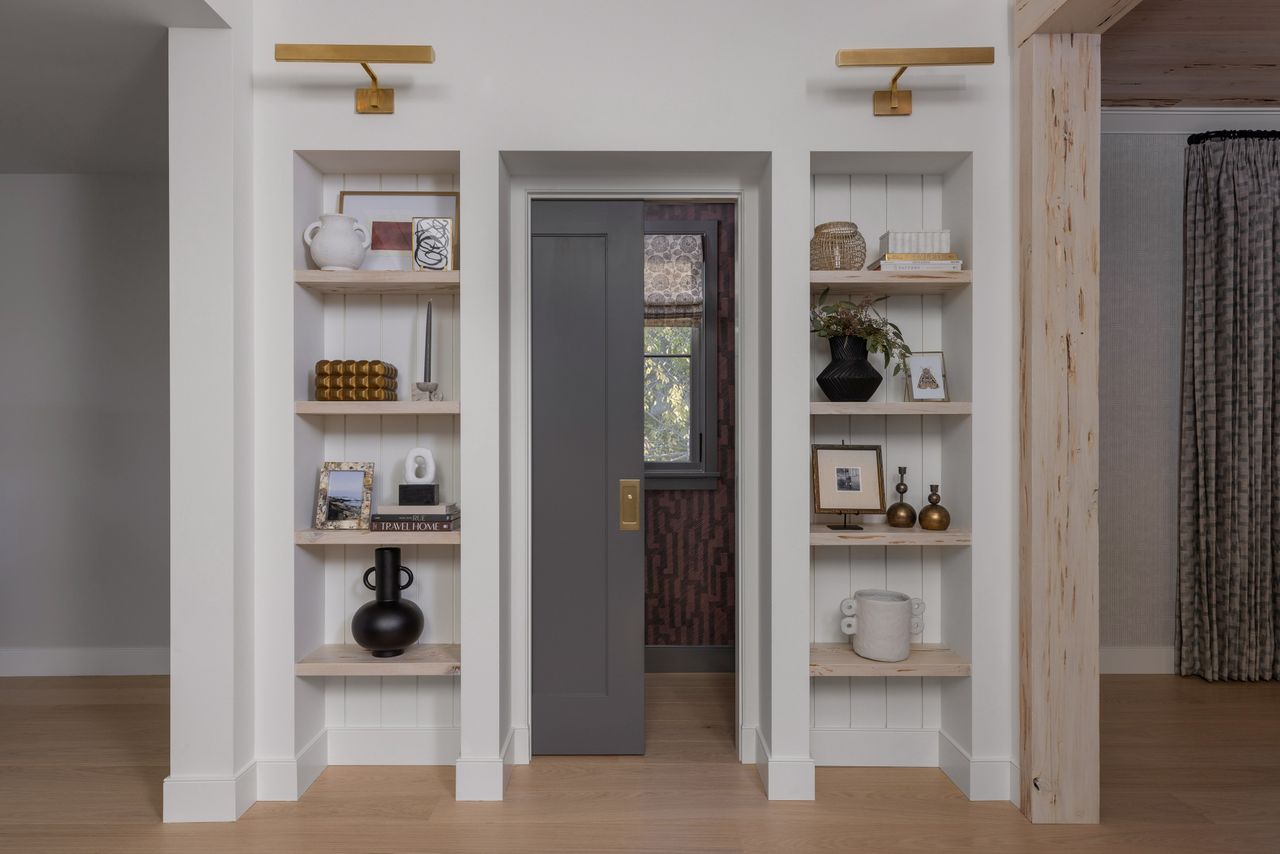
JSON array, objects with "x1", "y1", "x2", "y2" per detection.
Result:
[
  {"x1": 169, "y1": 0, "x2": 1017, "y2": 818},
  {"x1": 0, "y1": 173, "x2": 169, "y2": 676}
]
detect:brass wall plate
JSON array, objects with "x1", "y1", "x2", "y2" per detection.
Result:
[
  {"x1": 356, "y1": 87, "x2": 395, "y2": 114},
  {"x1": 874, "y1": 89, "x2": 913, "y2": 116}
]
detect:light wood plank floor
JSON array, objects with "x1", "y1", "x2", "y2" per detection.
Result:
[{"x1": 1, "y1": 673, "x2": 1277, "y2": 852}]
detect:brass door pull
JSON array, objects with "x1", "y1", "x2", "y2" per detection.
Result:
[{"x1": 619, "y1": 479, "x2": 640, "y2": 532}]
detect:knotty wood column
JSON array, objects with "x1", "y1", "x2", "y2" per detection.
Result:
[{"x1": 1017, "y1": 32, "x2": 1101, "y2": 824}]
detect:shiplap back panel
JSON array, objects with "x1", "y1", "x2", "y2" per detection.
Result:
[
  {"x1": 809, "y1": 173, "x2": 948, "y2": 739},
  {"x1": 316, "y1": 172, "x2": 462, "y2": 731}
]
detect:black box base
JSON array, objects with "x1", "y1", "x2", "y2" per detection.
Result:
[{"x1": 398, "y1": 483, "x2": 439, "y2": 505}]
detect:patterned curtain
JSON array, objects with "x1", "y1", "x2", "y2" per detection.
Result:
[
  {"x1": 644, "y1": 234, "x2": 704, "y2": 326},
  {"x1": 1179, "y1": 131, "x2": 1280, "y2": 681}
]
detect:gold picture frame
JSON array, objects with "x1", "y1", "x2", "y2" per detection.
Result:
[
  {"x1": 905, "y1": 351, "x2": 949, "y2": 403},
  {"x1": 337, "y1": 190, "x2": 460, "y2": 271},
  {"x1": 811, "y1": 444, "x2": 886, "y2": 515},
  {"x1": 314, "y1": 462, "x2": 375, "y2": 530}
]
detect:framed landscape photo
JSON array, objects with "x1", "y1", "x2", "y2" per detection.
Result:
[
  {"x1": 412, "y1": 216, "x2": 455, "y2": 271},
  {"x1": 337, "y1": 190, "x2": 460, "y2": 272},
  {"x1": 314, "y1": 462, "x2": 375, "y2": 530},
  {"x1": 811, "y1": 444, "x2": 886, "y2": 516},
  {"x1": 905, "y1": 351, "x2": 949, "y2": 402}
]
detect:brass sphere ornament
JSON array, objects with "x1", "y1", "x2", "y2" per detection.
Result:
[
  {"x1": 918, "y1": 484, "x2": 951, "y2": 531},
  {"x1": 885, "y1": 466, "x2": 917, "y2": 528}
]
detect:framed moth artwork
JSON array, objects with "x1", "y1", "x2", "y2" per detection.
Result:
[
  {"x1": 412, "y1": 216, "x2": 455, "y2": 271},
  {"x1": 337, "y1": 190, "x2": 460, "y2": 272},
  {"x1": 811, "y1": 444, "x2": 886, "y2": 519},
  {"x1": 314, "y1": 462, "x2": 375, "y2": 530},
  {"x1": 905, "y1": 351, "x2": 949, "y2": 402}
]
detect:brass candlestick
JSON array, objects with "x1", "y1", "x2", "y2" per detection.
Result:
[
  {"x1": 918, "y1": 484, "x2": 951, "y2": 531},
  {"x1": 885, "y1": 466, "x2": 917, "y2": 528}
]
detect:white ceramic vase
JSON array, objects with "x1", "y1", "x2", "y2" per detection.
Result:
[
  {"x1": 304, "y1": 214, "x2": 371, "y2": 271},
  {"x1": 839, "y1": 589, "x2": 925, "y2": 662}
]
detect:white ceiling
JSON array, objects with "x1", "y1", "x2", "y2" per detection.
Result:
[{"x1": 0, "y1": 0, "x2": 225, "y2": 173}]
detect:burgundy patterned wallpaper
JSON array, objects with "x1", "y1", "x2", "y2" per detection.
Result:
[{"x1": 644, "y1": 203, "x2": 736, "y2": 647}]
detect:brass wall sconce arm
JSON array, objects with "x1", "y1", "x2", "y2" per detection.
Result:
[
  {"x1": 835, "y1": 47, "x2": 995, "y2": 116},
  {"x1": 274, "y1": 44, "x2": 436, "y2": 114}
]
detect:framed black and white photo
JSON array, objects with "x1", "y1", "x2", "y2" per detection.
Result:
[
  {"x1": 412, "y1": 216, "x2": 455, "y2": 271},
  {"x1": 314, "y1": 462, "x2": 375, "y2": 530},
  {"x1": 906, "y1": 351, "x2": 949, "y2": 402},
  {"x1": 811, "y1": 444, "x2": 886, "y2": 515},
  {"x1": 337, "y1": 190, "x2": 459, "y2": 272}
]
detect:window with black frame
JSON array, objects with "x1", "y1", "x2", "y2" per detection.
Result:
[{"x1": 642, "y1": 221, "x2": 719, "y2": 489}]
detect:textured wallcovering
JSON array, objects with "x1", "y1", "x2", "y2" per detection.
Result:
[
  {"x1": 1099, "y1": 134, "x2": 1185, "y2": 648},
  {"x1": 644, "y1": 203, "x2": 736, "y2": 646}
]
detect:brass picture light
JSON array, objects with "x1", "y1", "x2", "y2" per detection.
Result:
[
  {"x1": 274, "y1": 44, "x2": 436, "y2": 114},
  {"x1": 835, "y1": 47, "x2": 995, "y2": 116}
]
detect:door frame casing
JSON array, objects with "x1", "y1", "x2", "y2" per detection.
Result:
[{"x1": 501, "y1": 156, "x2": 766, "y2": 765}]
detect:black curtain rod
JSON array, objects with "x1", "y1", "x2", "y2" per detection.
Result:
[{"x1": 1187, "y1": 129, "x2": 1280, "y2": 145}]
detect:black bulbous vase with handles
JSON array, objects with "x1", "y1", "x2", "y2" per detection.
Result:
[
  {"x1": 817, "y1": 335, "x2": 884, "y2": 402},
  {"x1": 352, "y1": 547, "x2": 424, "y2": 658}
]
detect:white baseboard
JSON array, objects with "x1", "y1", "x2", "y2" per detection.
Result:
[
  {"x1": 510, "y1": 725, "x2": 531, "y2": 765},
  {"x1": 455, "y1": 755, "x2": 508, "y2": 801},
  {"x1": 256, "y1": 728, "x2": 328, "y2": 801},
  {"x1": 754, "y1": 730, "x2": 815, "y2": 800},
  {"x1": 811, "y1": 728, "x2": 939, "y2": 767},
  {"x1": 739, "y1": 725, "x2": 758, "y2": 764},
  {"x1": 327, "y1": 726, "x2": 459, "y2": 765},
  {"x1": 1101, "y1": 646, "x2": 1176, "y2": 674},
  {"x1": 0, "y1": 646, "x2": 168, "y2": 676},
  {"x1": 937, "y1": 730, "x2": 1014, "y2": 802},
  {"x1": 163, "y1": 760, "x2": 256, "y2": 823}
]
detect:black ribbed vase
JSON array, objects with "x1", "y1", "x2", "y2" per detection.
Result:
[
  {"x1": 351, "y1": 547, "x2": 425, "y2": 658},
  {"x1": 816, "y1": 335, "x2": 883, "y2": 402}
]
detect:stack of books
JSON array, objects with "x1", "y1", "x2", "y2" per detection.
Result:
[
  {"x1": 868, "y1": 230, "x2": 963, "y2": 272},
  {"x1": 314, "y1": 360, "x2": 399, "y2": 401},
  {"x1": 370, "y1": 503, "x2": 460, "y2": 533}
]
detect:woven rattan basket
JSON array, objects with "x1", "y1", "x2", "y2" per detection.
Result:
[{"x1": 810, "y1": 221, "x2": 867, "y2": 271}]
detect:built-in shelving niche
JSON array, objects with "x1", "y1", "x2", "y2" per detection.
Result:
[
  {"x1": 808, "y1": 151, "x2": 974, "y2": 771},
  {"x1": 292, "y1": 150, "x2": 462, "y2": 765}
]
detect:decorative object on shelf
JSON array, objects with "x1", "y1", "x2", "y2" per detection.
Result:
[
  {"x1": 412, "y1": 300, "x2": 443, "y2": 402},
  {"x1": 303, "y1": 214, "x2": 370, "y2": 271},
  {"x1": 839, "y1": 589, "x2": 925, "y2": 662},
  {"x1": 885, "y1": 466, "x2": 917, "y2": 528},
  {"x1": 371, "y1": 502, "x2": 460, "y2": 533},
  {"x1": 810, "y1": 221, "x2": 867, "y2": 271},
  {"x1": 413, "y1": 217, "x2": 455, "y2": 272},
  {"x1": 868, "y1": 230, "x2": 963, "y2": 271},
  {"x1": 811, "y1": 443, "x2": 886, "y2": 530},
  {"x1": 351, "y1": 547, "x2": 424, "y2": 657},
  {"x1": 399, "y1": 447, "x2": 439, "y2": 506},
  {"x1": 811, "y1": 294, "x2": 911, "y2": 402},
  {"x1": 313, "y1": 359, "x2": 398, "y2": 401},
  {"x1": 338, "y1": 191, "x2": 459, "y2": 272},
  {"x1": 313, "y1": 461, "x2": 375, "y2": 530},
  {"x1": 273, "y1": 43, "x2": 435, "y2": 115},
  {"x1": 918, "y1": 484, "x2": 952, "y2": 531},
  {"x1": 834, "y1": 47, "x2": 995, "y2": 116},
  {"x1": 906, "y1": 351, "x2": 950, "y2": 403}
]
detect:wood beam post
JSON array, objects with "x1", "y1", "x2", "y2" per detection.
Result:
[{"x1": 1017, "y1": 32, "x2": 1101, "y2": 824}]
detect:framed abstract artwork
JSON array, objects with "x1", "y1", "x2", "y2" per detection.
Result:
[
  {"x1": 337, "y1": 190, "x2": 459, "y2": 271},
  {"x1": 412, "y1": 216, "x2": 455, "y2": 271}
]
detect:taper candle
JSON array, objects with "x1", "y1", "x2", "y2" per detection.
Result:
[{"x1": 423, "y1": 300, "x2": 433, "y2": 383}]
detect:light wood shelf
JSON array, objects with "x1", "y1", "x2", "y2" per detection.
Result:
[
  {"x1": 295, "y1": 529, "x2": 461, "y2": 546},
  {"x1": 809, "y1": 523, "x2": 970, "y2": 547},
  {"x1": 295, "y1": 400, "x2": 460, "y2": 416},
  {"x1": 810, "y1": 269, "x2": 971, "y2": 297},
  {"x1": 809, "y1": 643, "x2": 970, "y2": 678},
  {"x1": 296, "y1": 643, "x2": 461, "y2": 677},
  {"x1": 810, "y1": 401, "x2": 972, "y2": 416},
  {"x1": 295, "y1": 269, "x2": 460, "y2": 295}
]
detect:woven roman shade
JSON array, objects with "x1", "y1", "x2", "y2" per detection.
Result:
[{"x1": 644, "y1": 234, "x2": 704, "y2": 326}]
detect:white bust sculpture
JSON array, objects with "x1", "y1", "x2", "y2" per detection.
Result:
[{"x1": 403, "y1": 447, "x2": 437, "y2": 484}]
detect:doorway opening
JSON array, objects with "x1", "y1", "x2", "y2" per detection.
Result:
[{"x1": 527, "y1": 197, "x2": 738, "y2": 757}]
